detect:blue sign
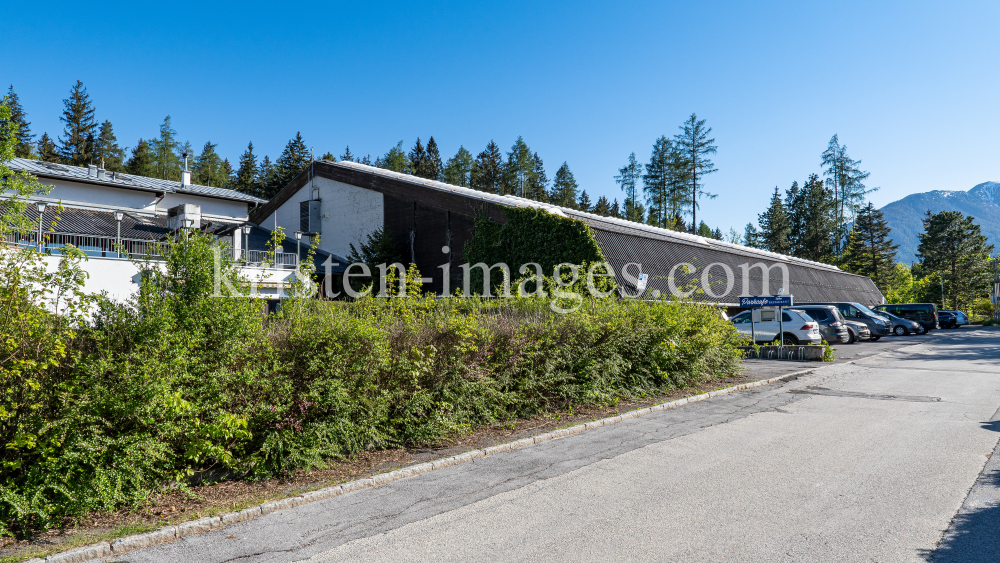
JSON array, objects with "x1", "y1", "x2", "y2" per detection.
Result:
[{"x1": 740, "y1": 295, "x2": 793, "y2": 308}]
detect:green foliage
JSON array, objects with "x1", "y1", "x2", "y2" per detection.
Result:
[
  {"x1": 822, "y1": 341, "x2": 835, "y2": 362},
  {"x1": 2, "y1": 85, "x2": 34, "y2": 158},
  {"x1": 843, "y1": 202, "x2": 899, "y2": 289},
  {"x1": 149, "y1": 116, "x2": 181, "y2": 180},
  {"x1": 57, "y1": 81, "x2": 97, "y2": 166},
  {"x1": 917, "y1": 210, "x2": 994, "y2": 310},
  {"x1": 443, "y1": 146, "x2": 474, "y2": 187},
  {"x1": 758, "y1": 186, "x2": 790, "y2": 254},
  {"x1": 92, "y1": 120, "x2": 125, "y2": 171}
]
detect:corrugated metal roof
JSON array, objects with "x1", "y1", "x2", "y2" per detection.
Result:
[{"x1": 8, "y1": 158, "x2": 266, "y2": 204}]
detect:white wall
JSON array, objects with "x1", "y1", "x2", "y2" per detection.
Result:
[
  {"x1": 160, "y1": 192, "x2": 249, "y2": 220},
  {"x1": 260, "y1": 176, "x2": 384, "y2": 260},
  {"x1": 37, "y1": 179, "x2": 161, "y2": 213}
]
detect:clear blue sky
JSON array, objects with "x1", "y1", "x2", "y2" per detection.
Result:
[{"x1": 5, "y1": 0, "x2": 999, "y2": 233}]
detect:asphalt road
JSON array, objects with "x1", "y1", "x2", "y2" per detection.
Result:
[{"x1": 89, "y1": 328, "x2": 1000, "y2": 563}]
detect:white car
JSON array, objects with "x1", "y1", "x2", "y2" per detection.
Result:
[{"x1": 730, "y1": 308, "x2": 823, "y2": 345}]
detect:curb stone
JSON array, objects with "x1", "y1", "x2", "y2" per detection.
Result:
[{"x1": 44, "y1": 357, "x2": 897, "y2": 562}]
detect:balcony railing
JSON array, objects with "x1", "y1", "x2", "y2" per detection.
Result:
[{"x1": 5, "y1": 232, "x2": 299, "y2": 269}]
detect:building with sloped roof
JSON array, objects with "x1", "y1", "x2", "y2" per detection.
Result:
[{"x1": 252, "y1": 160, "x2": 884, "y2": 308}]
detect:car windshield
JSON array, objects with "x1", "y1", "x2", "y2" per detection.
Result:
[{"x1": 854, "y1": 303, "x2": 884, "y2": 317}]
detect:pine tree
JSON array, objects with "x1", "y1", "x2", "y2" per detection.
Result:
[
  {"x1": 697, "y1": 221, "x2": 713, "y2": 238},
  {"x1": 359, "y1": 154, "x2": 372, "y2": 165},
  {"x1": 713, "y1": 227, "x2": 723, "y2": 240},
  {"x1": 92, "y1": 120, "x2": 125, "y2": 171},
  {"x1": 786, "y1": 174, "x2": 836, "y2": 262},
  {"x1": 219, "y1": 158, "x2": 234, "y2": 189},
  {"x1": 821, "y1": 134, "x2": 875, "y2": 256},
  {"x1": 193, "y1": 141, "x2": 225, "y2": 187},
  {"x1": 615, "y1": 152, "x2": 643, "y2": 222},
  {"x1": 149, "y1": 116, "x2": 181, "y2": 180},
  {"x1": 425, "y1": 136, "x2": 444, "y2": 181},
  {"x1": 408, "y1": 138, "x2": 428, "y2": 177},
  {"x1": 523, "y1": 152, "x2": 548, "y2": 201},
  {"x1": 321, "y1": 151, "x2": 337, "y2": 162},
  {"x1": 843, "y1": 202, "x2": 899, "y2": 290},
  {"x1": 35, "y1": 133, "x2": 58, "y2": 162},
  {"x1": 443, "y1": 146, "x2": 474, "y2": 187},
  {"x1": 610, "y1": 199, "x2": 622, "y2": 218},
  {"x1": 674, "y1": 114, "x2": 717, "y2": 233},
  {"x1": 758, "y1": 186, "x2": 790, "y2": 254},
  {"x1": 234, "y1": 141, "x2": 259, "y2": 197},
  {"x1": 3, "y1": 85, "x2": 34, "y2": 158},
  {"x1": 744, "y1": 223, "x2": 761, "y2": 248},
  {"x1": 340, "y1": 145, "x2": 354, "y2": 162},
  {"x1": 916, "y1": 210, "x2": 994, "y2": 310},
  {"x1": 271, "y1": 132, "x2": 309, "y2": 195},
  {"x1": 593, "y1": 196, "x2": 611, "y2": 216},
  {"x1": 502, "y1": 136, "x2": 534, "y2": 197},
  {"x1": 550, "y1": 162, "x2": 579, "y2": 208},
  {"x1": 257, "y1": 155, "x2": 276, "y2": 195},
  {"x1": 58, "y1": 80, "x2": 97, "y2": 165},
  {"x1": 381, "y1": 141, "x2": 409, "y2": 173},
  {"x1": 472, "y1": 140, "x2": 503, "y2": 193},
  {"x1": 124, "y1": 139, "x2": 155, "y2": 177},
  {"x1": 577, "y1": 189, "x2": 592, "y2": 212}
]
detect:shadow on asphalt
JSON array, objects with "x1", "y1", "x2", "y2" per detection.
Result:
[{"x1": 921, "y1": 419, "x2": 1000, "y2": 563}]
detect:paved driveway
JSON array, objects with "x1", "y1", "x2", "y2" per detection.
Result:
[{"x1": 88, "y1": 328, "x2": 1000, "y2": 563}]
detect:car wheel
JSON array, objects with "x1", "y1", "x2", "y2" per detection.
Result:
[
  {"x1": 917, "y1": 325, "x2": 927, "y2": 334},
  {"x1": 847, "y1": 331, "x2": 856, "y2": 344},
  {"x1": 893, "y1": 325, "x2": 907, "y2": 336}
]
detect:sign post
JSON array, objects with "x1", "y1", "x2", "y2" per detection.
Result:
[{"x1": 739, "y1": 295, "x2": 794, "y2": 356}]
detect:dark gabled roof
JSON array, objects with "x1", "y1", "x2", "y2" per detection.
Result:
[{"x1": 8, "y1": 158, "x2": 266, "y2": 204}]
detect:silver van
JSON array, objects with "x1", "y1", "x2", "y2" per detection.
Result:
[{"x1": 802, "y1": 302, "x2": 892, "y2": 340}]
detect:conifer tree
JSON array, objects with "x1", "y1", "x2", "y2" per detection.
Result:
[
  {"x1": 523, "y1": 152, "x2": 548, "y2": 201},
  {"x1": 220, "y1": 158, "x2": 234, "y2": 189},
  {"x1": 124, "y1": 139, "x2": 155, "y2": 177},
  {"x1": 3, "y1": 85, "x2": 34, "y2": 158},
  {"x1": 92, "y1": 120, "x2": 125, "y2": 171},
  {"x1": 744, "y1": 223, "x2": 761, "y2": 248},
  {"x1": 502, "y1": 136, "x2": 534, "y2": 197},
  {"x1": 593, "y1": 196, "x2": 611, "y2": 216},
  {"x1": 916, "y1": 210, "x2": 993, "y2": 310},
  {"x1": 843, "y1": 202, "x2": 899, "y2": 290},
  {"x1": 271, "y1": 132, "x2": 309, "y2": 195},
  {"x1": 758, "y1": 186, "x2": 790, "y2": 254},
  {"x1": 36, "y1": 133, "x2": 57, "y2": 162},
  {"x1": 713, "y1": 227, "x2": 723, "y2": 240},
  {"x1": 320, "y1": 151, "x2": 337, "y2": 162},
  {"x1": 149, "y1": 116, "x2": 181, "y2": 180},
  {"x1": 381, "y1": 141, "x2": 409, "y2": 173},
  {"x1": 610, "y1": 199, "x2": 622, "y2": 218},
  {"x1": 443, "y1": 146, "x2": 474, "y2": 187},
  {"x1": 577, "y1": 189, "x2": 592, "y2": 212},
  {"x1": 674, "y1": 114, "x2": 717, "y2": 232},
  {"x1": 697, "y1": 221, "x2": 713, "y2": 238},
  {"x1": 58, "y1": 80, "x2": 97, "y2": 165},
  {"x1": 257, "y1": 155, "x2": 276, "y2": 195},
  {"x1": 786, "y1": 174, "x2": 836, "y2": 262},
  {"x1": 234, "y1": 141, "x2": 259, "y2": 197},
  {"x1": 425, "y1": 136, "x2": 444, "y2": 181},
  {"x1": 550, "y1": 162, "x2": 579, "y2": 208},
  {"x1": 472, "y1": 140, "x2": 503, "y2": 193},
  {"x1": 821, "y1": 134, "x2": 875, "y2": 256},
  {"x1": 359, "y1": 154, "x2": 372, "y2": 165},
  {"x1": 340, "y1": 145, "x2": 355, "y2": 162},
  {"x1": 615, "y1": 152, "x2": 643, "y2": 222},
  {"x1": 408, "y1": 138, "x2": 428, "y2": 177},
  {"x1": 193, "y1": 141, "x2": 225, "y2": 187}
]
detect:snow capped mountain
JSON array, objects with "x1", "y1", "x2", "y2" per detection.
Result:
[{"x1": 879, "y1": 182, "x2": 1000, "y2": 264}]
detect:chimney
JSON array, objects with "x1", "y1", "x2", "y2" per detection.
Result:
[
  {"x1": 88, "y1": 164, "x2": 98, "y2": 177},
  {"x1": 181, "y1": 152, "x2": 191, "y2": 187},
  {"x1": 97, "y1": 158, "x2": 106, "y2": 180}
]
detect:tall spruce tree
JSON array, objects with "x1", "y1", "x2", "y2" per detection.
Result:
[
  {"x1": 843, "y1": 202, "x2": 899, "y2": 290},
  {"x1": 3, "y1": 85, "x2": 34, "y2": 158},
  {"x1": 193, "y1": 141, "x2": 225, "y2": 187},
  {"x1": 674, "y1": 113, "x2": 717, "y2": 233},
  {"x1": 58, "y1": 80, "x2": 97, "y2": 165},
  {"x1": 744, "y1": 222, "x2": 762, "y2": 248},
  {"x1": 550, "y1": 162, "x2": 579, "y2": 208},
  {"x1": 502, "y1": 136, "x2": 535, "y2": 197},
  {"x1": 36, "y1": 133, "x2": 58, "y2": 162},
  {"x1": 340, "y1": 145, "x2": 355, "y2": 162},
  {"x1": 472, "y1": 140, "x2": 503, "y2": 193},
  {"x1": 443, "y1": 146, "x2": 474, "y2": 187},
  {"x1": 577, "y1": 189, "x2": 592, "y2": 212},
  {"x1": 149, "y1": 116, "x2": 181, "y2": 180},
  {"x1": 381, "y1": 140, "x2": 409, "y2": 173},
  {"x1": 124, "y1": 139, "x2": 155, "y2": 177},
  {"x1": 523, "y1": 152, "x2": 548, "y2": 201},
  {"x1": 408, "y1": 138, "x2": 428, "y2": 177},
  {"x1": 234, "y1": 141, "x2": 259, "y2": 197},
  {"x1": 916, "y1": 210, "x2": 994, "y2": 310},
  {"x1": 609, "y1": 199, "x2": 622, "y2": 218},
  {"x1": 821, "y1": 134, "x2": 875, "y2": 256},
  {"x1": 786, "y1": 174, "x2": 836, "y2": 262},
  {"x1": 92, "y1": 120, "x2": 125, "y2": 171},
  {"x1": 219, "y1": 158, "x2": 234, "y2": 189},
  {"x1": 593, "y1": 195, "x2": 611, "y2": 216},
  {"x1": 257, "y1": 156, "x2": 276, "y2": 195},
  {"x1": 271, "y1": 132, "x2": 309, "y2": 195},
  {"x1": 758, "y1": 186, "x2": 791, "y2": 254},
  {"x1": 615, "y1": 152, "x2": 644, "y2": 222},
  {"x1": 424, "y1": 136, "x2": 444, "y2": 181}
]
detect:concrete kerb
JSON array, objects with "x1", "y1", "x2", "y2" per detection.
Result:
[{"x1": 39, "y1": 352, "x2": 910, "y2": 563}]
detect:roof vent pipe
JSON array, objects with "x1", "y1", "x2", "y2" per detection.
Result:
[
  {"x1": 97, "y1": 157, "x2": 106, "y2": 180},
  {"x1": 181, "y1": 152, "x2": 191, "y2": 187}
]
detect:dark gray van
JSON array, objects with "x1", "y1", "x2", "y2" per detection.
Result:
[
  {"x1": 874, "y1": 303, "x2": 937, "y2": 333},
  {"x1": 802, "y1": 302, "x2": 892, "y2": 340}
]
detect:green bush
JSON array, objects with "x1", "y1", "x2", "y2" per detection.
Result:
[{"x1": 0, "y1": 231, "x2": 745, "y2": 538}]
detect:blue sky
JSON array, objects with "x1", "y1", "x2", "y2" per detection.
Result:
[{"x1": 5, "y1": 0, "x2": 999, "y2": 233}]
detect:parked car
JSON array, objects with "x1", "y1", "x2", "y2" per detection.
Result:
[
  {"x1": 874, "y1": 303, "x2": 937, "y2": 333},
  {"x1": 729, "y1": 308, "x2": 823, "y2": 345},
  {"x1": 789, "y1": 305, "x2": 850, "y2": 344},
  {"x1": 803, "y1": 302, "x2": 891, "y2": 340},
  {"x1": 939, "y1": 310, "x2": 969, "y2": 328},
  {"x1": 844, "y1": 319, "x2": 872, "y2": 343},
  {"x1": 879, "y1": 311, "x2": 922, "y2": 336}
]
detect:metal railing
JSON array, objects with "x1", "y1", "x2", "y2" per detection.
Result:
[{"x1": 5, "y1": 231, "x2": 299, "y2": 269}]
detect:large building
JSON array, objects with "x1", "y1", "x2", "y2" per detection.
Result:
[{"x1": 252, "y1": 160, "x2": 884, "y2": 308}]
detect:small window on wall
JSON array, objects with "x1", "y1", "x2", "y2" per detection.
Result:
[{"x1": 300, "y1": 201, "x2": 310, "y2": 232}]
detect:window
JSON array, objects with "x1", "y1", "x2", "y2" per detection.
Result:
[
  {"x1": 760, "y1": 310, "x2": 776, "y2": 322},
  {"x1": 804, "y1": 309, "x2": 828, "y2": 321},
  {"x1": 732, "y1": 312, "x2": 750, "y2": 323}
]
